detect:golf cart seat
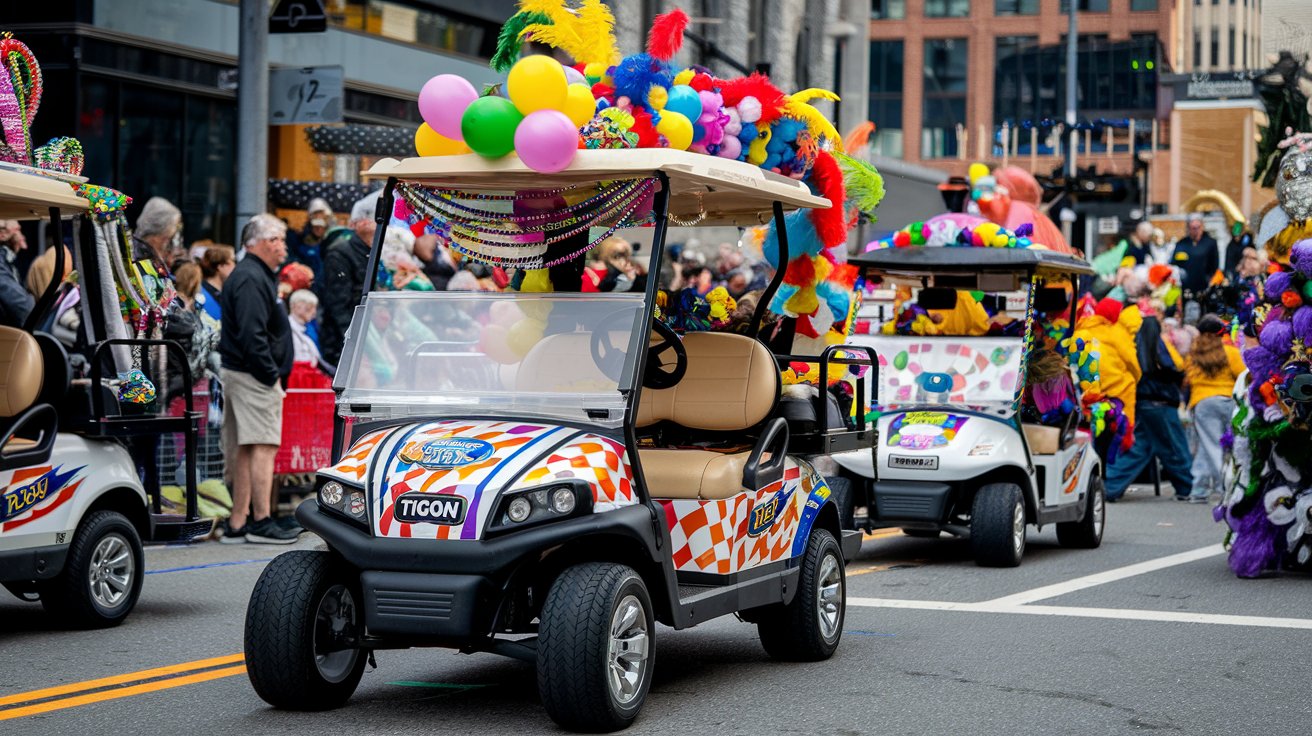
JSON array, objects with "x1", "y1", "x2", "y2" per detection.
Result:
[
  {"x1": 0, "y1": 326, "x2": 60, "y2": 468},
  {"x1": 1023, "y1": 424, "x2": 1060, "y2": 455},
  {"x1": 637, "y1": 332, "x2": 783, "y2": 500}
]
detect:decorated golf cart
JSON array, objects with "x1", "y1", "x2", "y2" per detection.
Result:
[{"x1": 834, "y1": 237, "x2": 1106, "y2": 567}]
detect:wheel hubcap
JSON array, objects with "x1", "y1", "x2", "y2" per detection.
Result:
[
  {"x1": 816, "y1": 553, "x2": 843, "y2": 641},
  {"x1": 1012, "y1": 502, "x2": 1026, "y2": 555},
  {"x1": 1093, "y1": 484, "x2": 1105, "y2": 532},
  {"x1": 313, "y1": 584, "x2": 359, "y2": 683},
  {"x1": 606, "y1": 594, "x2": 649, "y2": 705},
  {"x1": 88, "y1": 534, "x2": 133, "y2": 610}
]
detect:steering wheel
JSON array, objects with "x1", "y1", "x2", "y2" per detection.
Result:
[
  {"x1": 590, "y1": 309, "x2": 637, "y2": 382},
  {"x1": 644, "y1": 319, "x2": 687, "y2": 389}
]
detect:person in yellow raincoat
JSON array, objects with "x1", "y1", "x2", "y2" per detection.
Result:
[
  {"x1": 928, "y1": 290, "x2": 991, "y2": 336},
  {"x1": 1075, "y1": 298, "x2": 1142, "y2": 424}
]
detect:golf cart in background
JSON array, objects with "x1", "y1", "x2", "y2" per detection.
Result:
[
  {"x1": 243, "y1": 150, "x2": 874, "y2": 731},
  {"x1": 0, "y1": 167, "x2": 209, "y2": 627},
  {"x1": 834, "y1": 246, "x2": 1105, "y2": 567}
]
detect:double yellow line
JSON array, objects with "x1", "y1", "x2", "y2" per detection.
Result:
[{"x1": 0, "y1": 653, "x2": 246, "y2": 721}]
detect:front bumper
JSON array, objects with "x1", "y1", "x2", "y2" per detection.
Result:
[
  {"x1": 0, "y1": 543, "x2": 69, "y2": 583},
  {"x1": 297, "y1": 501, "x2": 661, "y2": 643}
]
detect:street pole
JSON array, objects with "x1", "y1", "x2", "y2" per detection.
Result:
[
  {"x1": 1065, "y1": 1, "x2": 1077, "y2": 179},
  {"x1": 236, "y1": 0, "x2": 268, "y2": 247}
]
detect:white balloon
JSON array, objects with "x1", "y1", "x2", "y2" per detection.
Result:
[{"x1": 563, "y1": 66, "x2": 587, "y2": 86}]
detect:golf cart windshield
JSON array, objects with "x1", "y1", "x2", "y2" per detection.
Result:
[
  {"x1": 854, "y1": 334, "x2": 1025, "y2": 417},
  {"x1": 337, "y1": 291, "x2": 644, "y2": 427}
]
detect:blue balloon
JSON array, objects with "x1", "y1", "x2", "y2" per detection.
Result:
[{"x1": 665, "y1": 85, "x2": 702, "y2": 122}]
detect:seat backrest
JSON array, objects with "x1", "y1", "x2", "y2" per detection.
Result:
[
  {"x1": 32, "y1": 331, "x2": 70, "y2": 408},
  {"x1": 0, "y1": 327, "x2": 44, "y2": 418},
  {"x1": 637, "y1": 331, "x2": 778, "y2": 431}
]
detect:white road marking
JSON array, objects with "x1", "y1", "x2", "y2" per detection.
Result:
[
  {"x1": 983, "y1": 544, "x2": 1225, "y2": 606},
  {"x1": 847, "y1": 597, "x2": 1312, "y2": 630}
]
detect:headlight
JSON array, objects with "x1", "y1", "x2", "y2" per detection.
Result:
[
  {"x1": 550, "y1": 487, "x2": 576, "y2": 514},
  {"x1": 347, "y1": 490, "x2": 367, "y2": 519},
  {"x1": 317, "y1": 478, "x2": 368, "y2": 527},
  {"x1": 507, "y1": 496, "x2": 532, "y2": 523},
  {"x1": 320, "y1": 481, "x2": 344, "y2": 506},
  {"x1": 487, "y1": 481, "x2": 591, "y2": 535}
]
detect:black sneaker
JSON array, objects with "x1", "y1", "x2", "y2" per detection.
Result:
[
  {"x1": 274, "y1": 515, "x2": 304, "y2": 534},
  {"x1": 246, "y1": 516, "x2": 300, "y2": 544},
  {"x1": 219, "y1": 521, "x2": 247, "y2": 544}
]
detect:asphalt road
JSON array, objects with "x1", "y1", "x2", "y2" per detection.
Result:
[{"x1": 2, "y1": 486, "x2": 1309, "y2": 735}]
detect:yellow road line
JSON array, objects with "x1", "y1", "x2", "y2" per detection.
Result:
[
  {"x1": 862, "y1": 529, "x2": 903, "y2": 540},
  {"x1": 0, "y1": 653, "x2": 244, "y2": 710},
  {"x1": 0, "y1": 664, "x2": 246, "y2": 721}
]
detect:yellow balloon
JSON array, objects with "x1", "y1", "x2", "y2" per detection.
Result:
[
  {"x1": 507, "y1": 55, "x2": 568, "y2": 116},
  {"x1": 415, "y1": 123, "x2": 469, "y2": 156},
  {"x1": 507, "y1": 318, "x2": 546, "y2": 359},
  {"x1": 563, "y1": 83, "x2": 596, "y2": 128},
  {"x1": 968, "y1": 162, "x2": 990, "y2": 184},
  {"x1": 656, "y1": 110, "x2": 694, "y2": 151}
]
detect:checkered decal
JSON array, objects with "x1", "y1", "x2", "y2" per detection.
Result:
[
  {"x1": 660, "y1": 461, "x2": 831, "y2": 575},
  {"x1": 509, "y1": 434, "x2": 637, "y2": 511},
  {"x1": 323, "y1": 428, "x2": 389, "y2": 483}
]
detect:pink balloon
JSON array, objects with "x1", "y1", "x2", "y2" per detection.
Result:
[
  {"x1": 419, "y1": 75, "x2": 478, "y2": 141},
  {"x1": 716, "y1": 136, "x2": 742, "y2": 159},
  {"x1": 514, "y1": 110, "x2": 579, "y2": 173}
]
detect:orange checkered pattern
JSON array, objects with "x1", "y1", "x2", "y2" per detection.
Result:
[
  {"x1": 326, "y1": 429, "x2": 389, "y2": 482},
  {"x1": 510, "y1": 434, "x2": 636, "y2": 511}
]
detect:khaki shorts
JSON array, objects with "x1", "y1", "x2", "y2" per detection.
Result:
[{"x1": 221, "y1": 368, "x2": 284, "y2": 448}]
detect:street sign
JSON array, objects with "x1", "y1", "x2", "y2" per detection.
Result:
[
  {"x1": 1097, "y1": 216, "x2": 1120, "y2": 235},
  {"x1": 269, "y1": 0, "x2": 327, "y2": 34},
  {"x1": 268, "y1": 66, "x2": 343, "y2": 125}
]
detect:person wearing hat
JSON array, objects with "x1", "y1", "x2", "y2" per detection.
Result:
[
  {"x1": 1075, "y1": 297, "x2": 1143, "y2": 426},
  {"x1": 287, "y1": 197, "x2": 335, "y2": 287},
  {"x1": 319, "y1": 192, "x2": 379, "y2": 366},
  {"x1": 1184, "y1": 315, "x2": 1245, "y2": 504},
  {"x1": 1171, "y1": 214, "x2": 1221, "y2": 295}
]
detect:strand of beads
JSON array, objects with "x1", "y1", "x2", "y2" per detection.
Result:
[{"x1": 447, "y1": 179, "x2": 654, "y2": 248}]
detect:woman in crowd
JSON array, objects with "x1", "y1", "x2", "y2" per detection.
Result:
[
  {"x1": 1185, "y1": 314, "x2": 1246, "y2": 503},
  {"x1": 198, "y1": 244, "x2": 235, "y2": 331}
]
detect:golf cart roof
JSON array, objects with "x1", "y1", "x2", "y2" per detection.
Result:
[
  {"x1": 0, "y1": 167, "x2": 89, "y2": 220},
  {"x1": 366, "y1": 149, "x2": 831, "y2": 227},
  {"x1": 851, "y1": 246, "x2": 1096, "y2": 279}
]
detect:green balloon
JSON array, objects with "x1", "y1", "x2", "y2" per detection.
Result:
[
  {"x1": 461, "y1": 96, "x2": 522, "y2": 158},
  {"x1": 894, "y1": 351, "x2": 909, "y2": 370}
]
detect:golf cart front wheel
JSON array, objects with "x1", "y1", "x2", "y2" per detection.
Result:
[
  {"x1": 1057, "y1": 474, "x2": 1106, "y2": 549},
  {"x1": 538, "y1": 562, "x2": 655, "y2": 732},
  {"x1": 244, "y1": 550, "x2": 366, "y2": 710},
  {"x1": 757, "y1": 528, "x2": 845, "y2": 661},
  {"x1": 40, "y1": 510, "x2": 143, "y2": 628},
  {"x1": 971, "y1": 483, "x2": 1026, "y2": 567}
]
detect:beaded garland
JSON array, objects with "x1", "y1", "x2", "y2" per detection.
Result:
[{"x1": 395, "y1": 178, "x2": 657, "y2": 269}]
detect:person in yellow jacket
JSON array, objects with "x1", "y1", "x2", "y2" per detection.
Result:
[
  {"x1": 1184, "y1": 314, "x2": 1246, "y2": 502},
  {"x1": 928, "y1": 290, "x2": 991, "y2": 336},
  {"x1": 1075, "y1": 298, "x2": 1142, "y2": 424}
]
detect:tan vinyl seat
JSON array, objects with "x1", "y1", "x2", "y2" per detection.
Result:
[
  {"x1": 1022, "y1": 423, "x2": 1060, "y2": 455},
  {"x1": 637, "y1": 332, "x2": 779, "y2": 500},
  {"x1": 0, "y1": 327, "x2": 43, "y2": 419}
]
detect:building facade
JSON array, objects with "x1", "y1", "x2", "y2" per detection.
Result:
[
  {"x1": 1261, "y1": 0, "x2": 1311, "y2": 57},
  {"x1": 1178, "y1": 0, "x2": 1262, "y2": 73}
]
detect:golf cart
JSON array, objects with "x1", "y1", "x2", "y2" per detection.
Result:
[
  {"x1": 243, "y1": 150, "x2": 871, "y2": 731},
  {"x1": 833, "y1": 246, "x2": 1105, "y2": 567},
  {"x1": 0, "y1": 167, "x2": 209, "y2": 626}
]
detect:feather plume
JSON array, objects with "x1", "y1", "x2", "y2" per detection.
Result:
[
  {"x1": 806, "y1": 151, "x2": 848, "y2": 249},
  {"x1": 519, "y1": 21, "x2": 585, "y2": 60},
  {"x1": 833, "y1": 151, "x2": 886, "y2": 217},
  {"x1": 790, "y1": 88, "x2": 840, "y2": 105},
  {"x1": 843, "y1": 121, "x2": 874, "y2": 154},
  {"x1": 492, "y1": 11, "x2": 551, "y2": 72},
  {"x1": 647, "y1": 8, "x2": 689, "y2": 61},
  {"x1": 576, "y1": 0, "x2": 620, "y2": 65},
  {"x1": 782, "y1": 98, "x2": 842, "y2": 147},
  {"x1": 719, "y1": 74, "x2": 788, "y2": 123}
]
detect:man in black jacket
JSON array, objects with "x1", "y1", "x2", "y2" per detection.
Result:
[
  {"x1": 219, "y1": 214, "x2": 298, "y2": 544},
  {"x1": 1172, "y1": 214, "x2": 1220, "y2": 294},
  {"x1": 319, "y1": 192, "x2": 378, "y2": 366}
]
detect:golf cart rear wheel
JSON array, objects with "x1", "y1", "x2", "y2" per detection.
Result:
[
  {"x1": 1057, "y1": 474, "x2": 1106, "y2": 549},
  {"x1": 40, "y1": 510, "x2": 143, "y2": 628},
  {"x1": 971, "y1": 483, "x2": 1026, "y2": 567},
  {"x1": 244, "y1": 550, "x2": 366, "y2": 711},
  {"x1": 757, "y1": 528, "x2": 845, "y2": 661},
  {"x1": 538, "y1": 562, "x2": 654, "y2": 732}
]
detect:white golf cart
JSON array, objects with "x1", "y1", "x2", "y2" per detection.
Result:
[
  {"x1": 834, "y1": 246, "x2": 1106, "y2": 566},
  {"x1": 0, "y1": 167, "x2": 209, "y2": 627}
]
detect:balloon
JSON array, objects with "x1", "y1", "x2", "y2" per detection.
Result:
[
  {"x1": 479, "y1": 324, "x2": 520, "y2": 365},
  {"x1": 968, "y1": 162, "x2": 990, "y2": 184},
  {"x1": 418, "y1": 75, "x2": 479, "y2": 140},
  {"x1": 716, "y1": 136, "x2": 742, "y2": 159},
  {"x1": 665, "y1": 85, "x2": 701, "y2": 122},
  {"x1": 656, "y1": 110, "x2": 693, "y2": 150},
  {"x1": 489, "y1": 300, "x2": 523, "y2": 327},
  {"x1": 507, "y1": 318, "x2": 546, "y2": 359},
  {"x1": 563, "y1": 65, "x2": 587, "y2": 86},
  {"x1": 562, "y1": 83, "x2": 597, "y2": 127},
  {"x1": 507, "y1": 55, "x2": 568, "y2": 116},
  {"x1": 461, "y1": 96, "x2": 523, "y2": 158},
  {"x1": 414, "y1": 123, "x2": 469, "y2": 157},
  {"x1": 514, "y1": 110, "x2": 579, "y2": 173}
]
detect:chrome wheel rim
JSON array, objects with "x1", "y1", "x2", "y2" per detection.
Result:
[
  {"x1": 816, "y1": 553, "x2": 843, "y2": 641},
  {"x1": 88, "y1": 534, "x2": 134, "y2": 610},
  {"x1": 1012, "y1": 501, "x2": 1026, "y2": 556},
  {"x1": 313, "y1": 584, "x2": 360, "y2": 683},
  {"x1": 1093, "y1": 484, "x2": 1105, "y2": 535},
  {"x1": 606, "y1": 594, "x2": 649, "y2": 705}
]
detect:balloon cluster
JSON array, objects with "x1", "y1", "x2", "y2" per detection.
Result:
[{"x1": 477, "y1": 301, "x2": 549, "y2": 364}]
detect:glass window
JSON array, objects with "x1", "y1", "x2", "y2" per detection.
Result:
[
  {"x1": 871, "y1": 0, "x2": 906, "y2": 19},
  {"x1": 923, "y1": 39, "x2": 968, "y2": 158},
  {"x1": 1228, "y1": 27, "x2": 1235, "y2": 67},
  {"x1": 326, "y1": 0, "x2": 496, "y2": 59},
  {"x1": 993, "y1": 35, "x2": 1157, "y2": 126},
  {"x1": 869, "y1": 41, "x2": 904, "y2": 157},
  {"x1": 1211, "y1": 28, "x2": 1219, "y2": 66},
  {"x1": 924, "y1": 0, "x2": 970, "y2": 18},
  {"x1": 994, "y1": 35, "x2": 1040, "y2": 124},
  {"x1": 996, "y1": 0, "x2": 1039, "y2": 14},
  {"x1": 1129, "y1": 0, "x2": 1157, "y2": 8},
  {"x1": 1060, "y1": 0, "x2": 1109, "y2": 11}
]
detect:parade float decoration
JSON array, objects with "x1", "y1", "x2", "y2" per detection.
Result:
[{"x1": 1221, "y1": 129, "x2": 1312, "y2": 577}]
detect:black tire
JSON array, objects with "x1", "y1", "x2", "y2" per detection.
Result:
[
  {"x1": 39, "y1": 510, "x2": 143, "y2": 628},
  {"x1": 1057, "y1": 474, "x2": 1106, "y2": 549},
  {"x1": 826, "y1": 476, "x2": 855, "y2": 529},
  {"x1": 538, "y1": 562, "x2": 655, "y2": 733},
  {"x1": 244, "y1": 550, "x2": 366, "y2": 711},
  {"x1": 901, "y1": 529, "x2": 940, "y2": 538},
  {"x1": 970, "y1": 483, "x2": 1026, "y2": 568},
  {"x1": 756, "y1": 528, "x2": 845, "y2": 661}
]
